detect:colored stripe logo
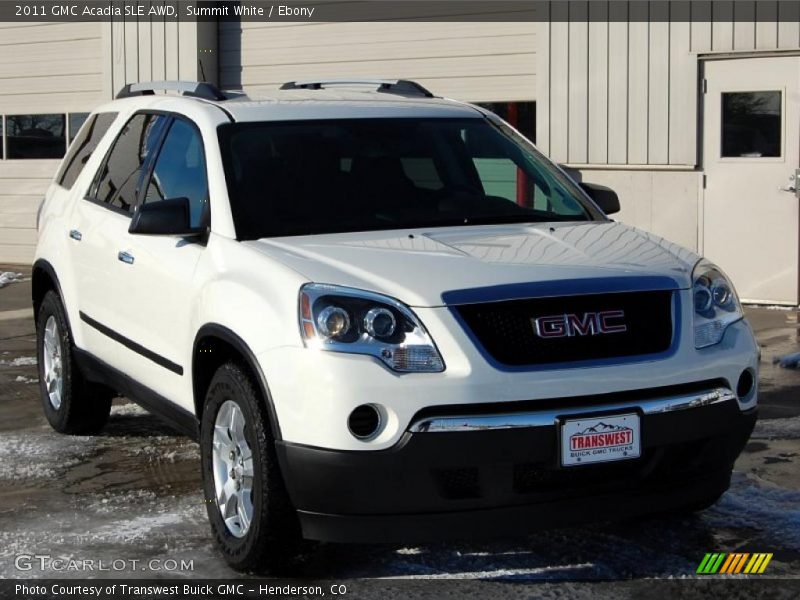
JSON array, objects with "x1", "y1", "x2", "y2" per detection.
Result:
[{"x1": 697, "y1": 553, "x2": 773, "y2": 574}]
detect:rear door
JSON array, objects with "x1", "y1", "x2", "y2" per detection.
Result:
[{"x1": 69, "y1": 112, "x2": 170, "y2": 366}]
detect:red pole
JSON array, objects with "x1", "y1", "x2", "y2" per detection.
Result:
[{"x1": 507, "y1": 103, "x2": 529, "y2": 206}]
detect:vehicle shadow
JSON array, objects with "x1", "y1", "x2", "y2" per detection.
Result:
[{"x1": 295, "y1": 513, "x2": 724, "y2": 580}]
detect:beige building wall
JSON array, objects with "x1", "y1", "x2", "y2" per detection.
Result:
[
  {"x1": 538, "y1": 1, "x2": 800, "y2": 252},
  {"x1": 0, "y1": 22, "x2": 104, "y2": 264},
  {"x1": 219, "y1": 21, "x2": 537, "y2": 102},
  {"x1": 0, "y1": 14, "x2": 215, "y2": 264}
]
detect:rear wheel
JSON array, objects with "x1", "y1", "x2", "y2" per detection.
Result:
[
  {"x1": 36, "y1": 290, "x2": 113, "y2": 434},
  {"x1": 200, "y1": 362, "x2": 309, "y2": 573}
]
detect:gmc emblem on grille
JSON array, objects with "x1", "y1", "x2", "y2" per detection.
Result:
[{"x1": 532, "y1": 310, "x2": 627, "y2": 339}]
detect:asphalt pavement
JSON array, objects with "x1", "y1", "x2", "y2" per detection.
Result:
[{"x1": 1, "y1": 264, "x2": 799, "y2": 587}]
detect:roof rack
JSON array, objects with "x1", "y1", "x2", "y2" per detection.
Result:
[
  {"x1": 280, "y1": 79, "x2": 435, "y2": 98},
  {"x1": 116, "y1": 81, "x2": 227, "y2": 101}
]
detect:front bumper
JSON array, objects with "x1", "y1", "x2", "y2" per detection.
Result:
[{"x1": 277, "y1": 385, "x2": 756, "y2": 543}]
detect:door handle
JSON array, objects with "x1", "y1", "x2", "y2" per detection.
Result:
[
  {"x1": 779, "y1": 169, "x2": 800, "y2": 199},
  {"x1": 117, "y1": 251, "x2": 135, "y2": 265},
  {"x1": 69, "y1": 229, "x2": 82, "y2": 241}
]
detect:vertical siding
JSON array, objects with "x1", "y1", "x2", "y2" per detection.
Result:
[
  {"x1": 668, "y1": 13, "x2": 695, "y2": 164},
  {"x1": 549, "y1": 6, "x2": 570, "y2": 159},
  {"x1": 627, "y1": 5, "x2": 649, "y2": 164},
  {"x1": 219, "y1": 21, "x2": 536, "y2": 103},
  {"x1": 0, "y1": 22, "x2": 103, "y2": 263},
  {"x1": 648, "y1": 3, "x2": 669, "y2": 165},
  {"x1": 104, "y1": 10, "x2": 216, "y2": 95},
  {"x1": 539, "y1": 0, "x2": 800, "y2": 167},
  {"x1": 606, "y1": 4, "x2": 628, "y2": 164},
  {"x1": 777, "y1": 1, "x2": 800, "y2": 49},
  {"x1": 567, "y1": 2, "x2": 588, "y2": 163},
  {"x1": 587, "y1": 3, "x2": 608, "y2": 163}
]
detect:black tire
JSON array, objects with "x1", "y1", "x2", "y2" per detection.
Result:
[
  {"x1": 200, "y1": 362, "x2": 309, "y2": 574},
  {"x1": 36, "y1": 290, "x2": 113, "y2": 435}
]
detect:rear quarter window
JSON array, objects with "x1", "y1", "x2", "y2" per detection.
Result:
[{"x1": 56, "y1": 112, "x2": 118, "y2": 190}]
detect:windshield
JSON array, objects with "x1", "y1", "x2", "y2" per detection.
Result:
[{"x1": 218, "y1": 117, "x2": 603, "y2": 239}]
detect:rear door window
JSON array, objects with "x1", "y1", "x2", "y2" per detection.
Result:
[
  {"x1": 88, "y1": 113, "x2": 169, "y2": 214},
  {"x1": 57, "y1": 113, "x2": 118, "y2": 190}
]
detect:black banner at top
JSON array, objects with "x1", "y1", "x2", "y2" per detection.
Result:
[{"x1": 1, "y1": 1, "x2": 799, "y2": 23}]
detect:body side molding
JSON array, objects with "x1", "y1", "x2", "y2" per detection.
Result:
[{"x1": 79, "y1": 311, "x2": 183, "y2": 376}]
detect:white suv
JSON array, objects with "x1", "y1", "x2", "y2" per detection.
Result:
[{"x1": 34, "y1": 79, "x2": 758, "y2": 572}]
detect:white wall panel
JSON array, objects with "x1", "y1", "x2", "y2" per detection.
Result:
[{"x1": 539, "y1": 0, "x2": 799, "y2": 168}]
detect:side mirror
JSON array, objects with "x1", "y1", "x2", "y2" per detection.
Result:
[
  {"x1": 129, "y1": 197, "x2": 204, "y2": 236},
  {"x1": 580, "y1": 182, "x2": 620, "y2": 215}
]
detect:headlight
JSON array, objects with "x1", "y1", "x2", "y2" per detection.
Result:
[
  {"x1": 692, "y1": 261, "x2": 743, "y2": 348},
  {"x1": 298, "y1": 283, "x2": 445, "y2": 373}
]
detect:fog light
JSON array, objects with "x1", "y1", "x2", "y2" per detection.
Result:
[
  {"x1": 348, "y1": 404, "x2": 381, "y2": 439},
  {"x1": 737, "y1": 369, "x2": 754, "y2": 399}
]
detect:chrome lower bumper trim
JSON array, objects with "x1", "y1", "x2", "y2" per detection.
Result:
[{"x1": 408, "y1": 387, "x2": 737, "y2": 433}]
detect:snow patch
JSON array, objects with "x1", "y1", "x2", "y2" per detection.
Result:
[
  {"x1": 110, "y1": 403, "x2": 148, "y2": 417},
  {"x1": 126, "y1": 436, "x2": 200, "y2": 463},
  {"x1": 773, "y1": 351, "x2": 800, "y2": 369},
  {"x1": 0, "y1": 272, "x2": 24, "y2": 288},
  {"x1": 703, "y1": 472, "x2": 800, "y2": 550},
  {"x1": 95, "y1": 510, "x2": 195, "y2": 542},
  {"x1": 379, "y1": 563, "x2": 596, "y2": 580},
  {"x1": 1, "y1": 356, "x2": 37, "y2": 367},
  {"x1": 14, "y1": 375, "x2": 38, "y2": 384},
  {"x1": 0, "y1": 433, "x2": 93, "y2": 481},
  {"x1": 752, "y1": 416, "x2": 800, "y2": 440}
]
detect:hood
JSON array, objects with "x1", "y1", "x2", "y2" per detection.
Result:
[{"x1": 245, "y1": 221, "x2": 699, "y2": 307}]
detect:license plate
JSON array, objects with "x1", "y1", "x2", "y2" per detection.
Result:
[{"x1": 560, "y1": 413, "x2": 641, "y2": 467}]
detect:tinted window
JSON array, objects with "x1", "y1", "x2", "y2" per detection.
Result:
[
  {"x1": 57, "y1": 113, "x2": 118, "y2": 190},
  {"x1": 90, "y1": 113, "x2": 169, "y2": 214},
  {"x1": 219, "y1": 118, "x2": 598, "y2": 240},
  {"x1": 721, "y1": 91, "x2": 781, "y2": 158},
  {"x1": 143, "y1": 119, "x2": 209, "y2": 228},
  {"x1": 68, "y1": 113, "x2": 90, "y2": 143},
  {"x1": 6, "y1": 114, "x2": 66, "y2": 159}
]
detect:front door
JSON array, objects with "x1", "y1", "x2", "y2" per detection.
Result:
[{"x1": 702, "y1": 55, "x2": 800, "y2": 304}]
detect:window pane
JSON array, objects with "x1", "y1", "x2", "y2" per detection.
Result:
[
  {"x1": 68, "y1": 113, "x2": 90, "y2": 143},
  {"x1": 721, "y1": 91, "x2": 781, "y2": 158},
  {"x1": 143, "y1": 119, "x2": 209, "y2": 228},
  {"x1": 91, "y1": 113, "x2": 169, "y2": 213},
  {"x1": 6, "y1": 114, "x2": 66, "y2": 159},
  {"x1": 57, "y1": 113, "x2": 118, "y2": 190}
]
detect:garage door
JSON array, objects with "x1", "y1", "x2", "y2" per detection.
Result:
[{"x1": 219, "y1": 21, "x2": 537, "y2": 103}]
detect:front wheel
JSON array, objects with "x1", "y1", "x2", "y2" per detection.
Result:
[{"x1": 200, "y1": 362, "x2": 309, "y2": 573}]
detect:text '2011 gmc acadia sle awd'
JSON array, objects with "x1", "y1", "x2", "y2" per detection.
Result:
[{"x1": 33, "y1": 79, "x2": 758, "y2": 572}]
